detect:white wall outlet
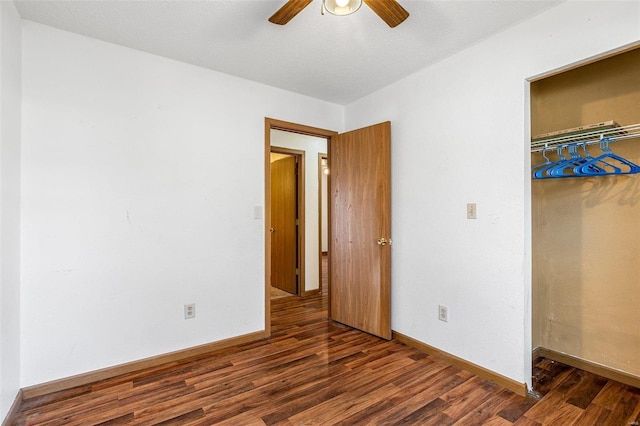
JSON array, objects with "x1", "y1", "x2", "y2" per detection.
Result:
[
  {"x1": 467, "y1": 203, "x2": 477, "y2": 219},
  {"x1": 184, "y1": 303, "x2": 195, "y2": 319},
  {"x1": 438, "y1": 305, "x2": 448, "y2": 322}
]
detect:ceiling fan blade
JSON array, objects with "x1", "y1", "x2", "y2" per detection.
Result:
[
  {"x1": 363, "y1": 0, "x2": 409, "y2": 28},
  {"x1": 269, "y1": 0, "x2": 314, "y2": 25}
]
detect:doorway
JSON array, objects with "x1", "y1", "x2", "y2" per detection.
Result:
[
  {"x1": 264, "y1": 119, "x2": 336, "y2": 335},
  {"x1": 264, "y1": 118, "x2": 392, "y2": 340},
  {"x1": 319, "y1": 154, "x2": 329, "y2": 295},
  {"x1": 270, "y1": 149, "x2": 303, "y2": 297}
]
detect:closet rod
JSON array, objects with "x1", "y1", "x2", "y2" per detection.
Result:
[{"x1": 531, "y1": 122, "x2": 640, "y2": 153}]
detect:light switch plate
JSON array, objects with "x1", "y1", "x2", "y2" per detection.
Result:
[{"x1": 467, "y1": 203, "x2": 477, "y2": 219}]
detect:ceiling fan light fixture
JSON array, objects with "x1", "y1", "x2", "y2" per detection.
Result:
[{"x1": 323, "y1": 0, "x2": 362, "y2": 16}]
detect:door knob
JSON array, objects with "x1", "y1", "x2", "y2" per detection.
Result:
[
  {"x1": 377, "y1": 238, "x2": 387, "y2": 246},
  {"x1": 270, "y1": 228, "x2": 276, "y2": 233}
]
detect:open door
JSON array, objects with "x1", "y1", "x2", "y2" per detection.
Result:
[
  {"x1": 270, "y1": 155, "x2": 298, "y2": 295},
  {"x1": 329, "y1": 122, "x2": 392, "y2": 340}
]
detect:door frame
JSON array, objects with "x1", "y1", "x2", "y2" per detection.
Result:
[
  {"x1": 270, "y1": 147, "x2": 305, "y2": 296},
  {"x1": 264, "y1": 118, "x2": 337, "y2": 336}
]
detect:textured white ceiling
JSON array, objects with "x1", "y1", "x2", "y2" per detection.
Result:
[{"x1": 14, "y1": 0, "x2": 561, "y2": 105}]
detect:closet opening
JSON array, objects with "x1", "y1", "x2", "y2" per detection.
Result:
[{"x1": 530, "y1": 46, "x2": 640, "y2": 391}]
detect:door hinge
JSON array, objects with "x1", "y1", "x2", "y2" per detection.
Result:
[
  {"x1": 295, "y1": 268, "x2": 299, "y2": 275},
  {"x1": 295, "y1": 219, "x2": 299, "y2": 226}
]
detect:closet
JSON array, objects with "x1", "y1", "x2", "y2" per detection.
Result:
[{"x1": 531, "y1": 47, "x2": 640, "y2": 386}]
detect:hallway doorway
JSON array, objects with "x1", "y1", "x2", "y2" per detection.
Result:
[{"x1": 270, "y1": 149, "x2": 303, "y2": 298}]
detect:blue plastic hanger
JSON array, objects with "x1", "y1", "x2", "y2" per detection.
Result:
[
  {"x1": 550, "y1": 143, "x2": 609, "y2": 178},
  {"x1": 547, "y1": 143, "x2": 585, "y2": 177},
  {"x1": 531, "y1": 145, "x2": 551, "y2": 176},
  {"x1": 577, "y1": 137, "x2": 640, "y2": 176},
  {"x1": 573, "y1": 142, "x2": 617, "y2": 176},
  {"x1": 533, "y1": 145, "x2": 568, "y2": 179}
]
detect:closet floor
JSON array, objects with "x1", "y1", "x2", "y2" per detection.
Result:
[{"x1": 530, "y1": 356, "x2": 640, "y2": 425}]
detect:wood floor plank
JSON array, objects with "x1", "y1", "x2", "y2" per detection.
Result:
[
  {"x1": 17, "y1": 385, "x2": 93, "y2": 413},
  {"x1": 331, "y1": 361, "x2": 454, "y2": 425},
  {"x1": 361, "y1": 366, "x2": 468, "y2": 424},
  {"x1": 205, "y1": 362, "x2": 357, "y2": 423},
  {"x1": 117, "y1": 380, "x2": 193, "y2": 407},
  {"x1": 37, "y1": 398, "x2": 120, "y2": 426},
  {"x1": 452, "y1": 388, "x2": 521, "y2": 425},
  {"x1": 481, "y1": 415, "x2": 514, "y2": 426},
  {"x1": 94, "y1": 412, "x2": 135, "y2": 425},
  {"x1": 211, "y1": 412, "x2": 267, "y2": 426},
  {"x1": 564, "y1": 370, "x2": 609, "y2": 409},
  {"x1": 513, "y1": 416, "x2": 542, "y2": 426},
  {"x1": 592, "y1": 380, "x2": 630, "y2": 409},
  {"x1": 575, "y1": 403, "x2": 611, "y2": 424},
  {"x1": 330, "y1": 399, "x2": 397, "y2": 425},
  {"x1": 289, "y1": 382, "x2": 401, "y2": 424},
  {"x1": 396, "y1": 397, "x2": 455, "y2": 425},
  {"x1": 18, "y1": 382, "x2": 131, "y2": 419},
  {"x1": 496, "y1": 391, "x2": 539, "y2": 422},
  {"x1": 607, "y1": 391, "x2": 640, "y2": 425},
  {"x1": 442, "y1": 375, "x2": 502, "y2": 420},
  {"x1": 132, "y1": 379, "x2": 255, "y2": 424},
  {"x1": 20, "y1": 392, "x2": 118, "y2": 425},
  {"x1": 10, "y1": 289, "x2": 640, "y2": 426},
  {"x1": 522, "y1": 393, "x2": 585, "y2": 426}
]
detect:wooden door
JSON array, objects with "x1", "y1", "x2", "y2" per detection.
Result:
[
  {"x1": 329, "y1": 122, "x2": 392, "y2": 339},
  {"x1": 270, "y1": 156, "x2": 298, "y2": 294}
]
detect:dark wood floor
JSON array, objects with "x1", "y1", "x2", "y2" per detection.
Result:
[{"x1": 11, "y1": 293, "x2": 640, "y2": 425}]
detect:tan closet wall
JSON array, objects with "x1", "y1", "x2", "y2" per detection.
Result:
[{"x1": 531, "y1": 48, "x2": 640, "y2": 377}]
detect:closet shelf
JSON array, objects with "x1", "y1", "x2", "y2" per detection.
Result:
[{"x1": 531, "y1": 122, "x2": 640, "y2": 153}]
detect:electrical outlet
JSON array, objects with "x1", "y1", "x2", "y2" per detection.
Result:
[
  {"x1": 438, "y1": 305, "x2": 448, "y2": 322},
  {"x1": 184, "y1": 303, "x2": 195, "y2": 319},
  {"x1": 467, "y1": 203, "x2": 477, "y2": 219}
]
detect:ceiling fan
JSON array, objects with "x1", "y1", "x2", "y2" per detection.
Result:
[{"x1": 269, "y1": 0, "x2": 409, "y2": 28}]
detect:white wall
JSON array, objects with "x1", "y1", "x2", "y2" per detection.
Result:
[
  {"x1": 271, "y1": 130, "x2": 327, "y2": 292},
  {"x1": 20, "y1": 21, "x2": 343, "y2": 387},
  {"x1": 345, "y1": 1, "x2": 640, "y2": 388},
  {"x1": 0, "y1": 0, "x2": 22, "y2": 417}
]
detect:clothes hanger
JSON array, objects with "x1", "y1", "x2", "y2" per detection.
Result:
[
  {"x1": 533, "y1": 145, "x2": 568, "y2": 179},
  {"x1": 531, "y1": 145, "x2": 551, "y2": 176},
  {"x1": 550, "y1": 143, "x2": 608, "y2": 178},
  {"x1": 573, "y1": 141, "x2": 617, "y2": 176},
  {"x1": 577, "y1": 137, "x2": 640, "y2": 176},
  {"x1": 547, "y1": 143, "x2": 585, "y2": 177}
]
